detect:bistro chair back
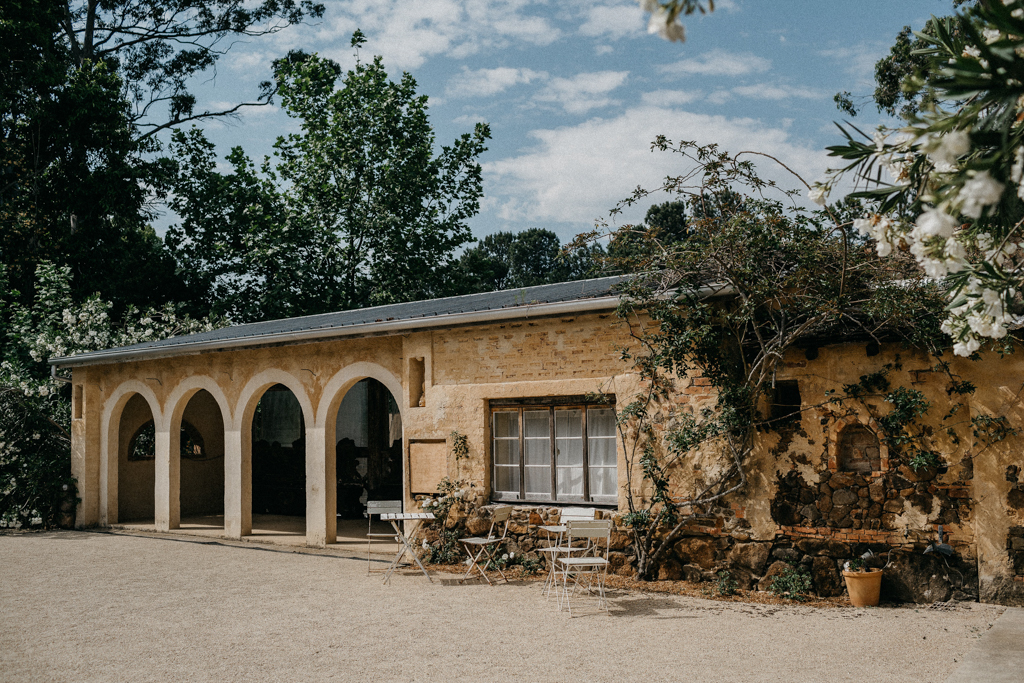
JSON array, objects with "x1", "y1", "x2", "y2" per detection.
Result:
[
  {"x1": 557, "y1": 518, "x2": 614, "y2": 616},
  {"x1": 365, "y1": 500, "x2": 403, "y2": 573},
  {"x1": 536, "y1": 507, "x2": 597, "y2": 597},
  {"x1": 458, "y1": 505, "x2": 513, "y2": 585}
]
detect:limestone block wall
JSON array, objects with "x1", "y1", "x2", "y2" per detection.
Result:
[{"x1": 67, "y1": 306, "x2": 1024, "y2": 605}]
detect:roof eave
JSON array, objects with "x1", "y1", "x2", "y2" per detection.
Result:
[{"x1": 49, "y1": 295, "x2": 621, "y2": 368}]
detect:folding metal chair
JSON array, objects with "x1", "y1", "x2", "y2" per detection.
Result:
[
  {"x1": 365, "y1": 500, "x2": 402, "y2": 574},
  {"x1": 556, "y1": 519, "x2": 614, "y2": 616},
  {"x1": 535, "y1": 507, "x2": 597, "y2": 597},
  {"x1": 458, "y1": 505, "x2": 513, "y2": 585}
]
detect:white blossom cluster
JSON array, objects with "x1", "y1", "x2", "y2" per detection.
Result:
[
  {"x1": 2, "y1": 262, "x2": 224, "y2": 428},
  {"x1": 638, "y1": 1, "x2": 686, "y2": 42},
  {"x1": 822, "y1": 1, "x2": 1024, "y2": 356}
]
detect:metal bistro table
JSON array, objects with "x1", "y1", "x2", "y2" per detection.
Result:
[{"x1": 380, "y1": 511, "x2": 435, "y2": 584}]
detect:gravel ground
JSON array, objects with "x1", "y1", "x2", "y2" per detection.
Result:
[{"x1": 0, "y1": 530, "x2": 1002, "y2": 683}]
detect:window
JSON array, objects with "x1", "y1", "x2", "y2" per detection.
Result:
[
  {"x1": 770, "y1": 381, "x2": 802, "y2": 425},
  {"x1": 491, "y1": 398, "x2": 617, "y2": 505},
  {"x1": 127, "y1": 420, "x2": 208, "y2": 461}
]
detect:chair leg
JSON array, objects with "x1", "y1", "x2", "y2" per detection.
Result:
[{"x1": 460, "y1": 544, "x2": 491, "y2": 585}]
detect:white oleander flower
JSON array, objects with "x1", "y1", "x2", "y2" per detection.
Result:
[
  {"x1": 647, "y1": 8, "x2": 685, "y2": 41},
  {"x1": 916, "y1": 208, "x2": 957, "y2": 238},
  {"x1": 808, "y1": 185, "x2": 828, "y2": 206},
  {"x1": 984, "y1": 28, "x2": 1002, "y2": 44},
  {"x1": 960, "y1": 171, "x2": 1004, "y2": 218},
  {"x1": 928, "y1": 130, "x2": 971, "y2": 166},
  {"x1": 963, "y1": 45, "x2": 982, "y2": 59}
]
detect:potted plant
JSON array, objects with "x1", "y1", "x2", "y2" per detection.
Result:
[{"x1": 842, "y1": 553, "x2": 882, "y2": 607}]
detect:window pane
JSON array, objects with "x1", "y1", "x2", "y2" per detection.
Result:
[
  {"x1": 555, "y1": 409, "x2": 582, "y2": 437},
  {"x1": 525, "y1": 466, "x2": 551, "y2": 496},
  {"x1": 524, "y1": 437, "x2": 550, "y2": 466},
  {"x1": 523, "y1": 410, "x2": 550, "y2": 437},
  {"x1": 494, "y1": 465, "x2": 518, "y2": 493},
  {"x1": 493, "y1": 411, "x2": 519, "y2": 438},
  {"x1": 587, "y1": 408, "x2": 616, "y2": 437},
  {"x1": 588, "y1": 437, "x2": 616, "y2": 467},
  {"x1": 494, "y1": 438, "x2": 519, "y2": 465},
  {"x1": 590, "y1": 466, "x2": 616, "y2": 497},
  {"x1": 556, "y1": 466, "x2": 584, "y2": 497},
  {"x1": 556, "y1": 437, "x2": 583, "y2": 466}
]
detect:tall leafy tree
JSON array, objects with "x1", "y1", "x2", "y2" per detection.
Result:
[
  {"x1": 167, "y1": 35, "x2": 491, "y2": 320},
  {"x1": 456, "y1": 228, "x2": 603, "y2": 293},
  {"x1": 1, "y1": 0, "x2": 324, "y2": 313}
]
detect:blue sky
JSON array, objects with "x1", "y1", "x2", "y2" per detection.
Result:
[{"x1": 173, "y1": 0, "x2": 955, "y2": 243}]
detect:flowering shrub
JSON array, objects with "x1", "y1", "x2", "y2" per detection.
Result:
[
  {"x1": 0, "y1": 262, "x2": 224, "y2": 528},
  {"x1": 420, "y1": 477, "x2": 473, "y2": 565},
  {"x1": 824, "y1": 1, "x2": 1024, "y2": 356}
]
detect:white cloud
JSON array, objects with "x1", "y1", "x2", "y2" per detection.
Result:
[
  {"x1": 446, "y1": 66, "x2": 547, "y2": 98},
  {"x1": 535, "y1": 71, "x2": 629, "y2": 114},
  {"x1": 731, "y1": 84, "x2": 821, "y2": 100},
  {"x1": 579, "y1": 4, "x2": 644, "y2": 39},
  {"x1": 819, "y1": 42, "x2": 887, "y2": 88},
  {"x1": 659, "y1": 49, "x2": 771, "y2": 77},
  {"x1": 482, "y1": 105, "x2": 830, "y2": 234},
  {"x1": 294, "y1": 0, "x2": 562, "y2": 70},
  {"x1": 640, "y1": 89, "x2": 701, "y2": 107}
]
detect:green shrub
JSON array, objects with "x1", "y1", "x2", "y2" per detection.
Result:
[{"x1": 769, "y1": 565, "x2": 813, "y2": 601}]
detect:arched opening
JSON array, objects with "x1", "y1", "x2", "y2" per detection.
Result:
[
  {"x1": 335, "y1": 378, "x2": 403, "y2": 520},
  {"x1": 117, "y1": 393, "x2": 156, "y2": 522},
  {"x1": 177, "y1": 389, "x2": 225, "y2": 526},
  {"x1": 251, "y1": 384, "x2": 306, "y2": 522},
  {"x1": 837, "y1": 425, "x2": 880, "y2": 473}
]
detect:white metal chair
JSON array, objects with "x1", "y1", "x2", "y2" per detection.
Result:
[
  {"x1": 458, "y1": 505, "x2": 513, "y2": 585},
  {"x1": 365, "y1": 500, "x2": 402, "y2": 574},
  {"x1": 535, "y1": 507, "x2": 597, "y2": 597},
  {"x1": 556, "y1": 519, "x2": 614, "y2": 616}
]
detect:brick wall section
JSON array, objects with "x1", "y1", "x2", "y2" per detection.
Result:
[{"x1": 433, "y1": 314, "x2": 625, "y2": 384}]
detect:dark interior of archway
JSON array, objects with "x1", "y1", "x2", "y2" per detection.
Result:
[
  {"x1": 252, "y1": 385, "x2": 306, "y2": 516},
  {"x1": 336, "y1": 379, "x2": 402, "y2": 519}
]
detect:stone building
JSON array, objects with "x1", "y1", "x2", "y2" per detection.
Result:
[{"x1": 51, "y1": 277, "x2": 1024, "y2": 606}]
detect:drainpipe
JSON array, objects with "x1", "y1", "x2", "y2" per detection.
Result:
[{"x1": 51, "y1": 365, "x2": 72, "y2": 383}]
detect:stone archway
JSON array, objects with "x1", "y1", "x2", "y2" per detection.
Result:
[{"x1": 100, "y1": 380, "x2": 162, "y2": 526}]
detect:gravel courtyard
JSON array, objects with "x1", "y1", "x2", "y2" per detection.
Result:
[{"x1": 0, "y1": 530, "x2": 1003, "y2": 683}]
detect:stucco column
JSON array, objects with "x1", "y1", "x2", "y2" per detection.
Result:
[
  {"x1": 154, "y1": 427, "x2": 180, "y2": 530},
  {"x1": 305, "y1": 426, "x2": 336, "y2": 547},
  {"x1": 224, "y1": 429, "x2": 251, "y2": 538},
  {"x1": 71, "y1": 412, "x2": 98, "y2": 527}
]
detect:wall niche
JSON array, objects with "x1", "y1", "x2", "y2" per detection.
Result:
[{"x1": 837, "y1": 425, "x2": 881, "y2": 473}]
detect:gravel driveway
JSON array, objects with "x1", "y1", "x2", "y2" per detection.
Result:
[{"x1": 0, "y1": 530, "x2": 1001, "y2": 683}]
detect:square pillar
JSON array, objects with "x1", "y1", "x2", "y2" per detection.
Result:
[
  {"x1": 154, "y1": 427, "x2": 180, "y2": 531},
  {"x1": 305, "y1": 426, "x2": 336, "y2": 548},
  {"x1": 72, "y1": 377, "x2": 101, "y2": 527},
  {"x1": 224, "y1": 429, "x2": 251, "y2": 538}
]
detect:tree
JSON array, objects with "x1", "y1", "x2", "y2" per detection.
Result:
[
  {"x1": 833, "y1": 2, "x2": 976, "y2": 119},
  {"x1": 0, "y1": 262, "x2": 223, "y2": 528},
  {"x1": 582, "y1": 140, "x2": 945, "y2": 580},
  {"x1": 1, "y1": 0, "x2": 324, "y2": 313},
  {"x1": 167, "y1": 38, "x2": 491, "y2": 320},
  {"x1": 455, "y1": 228, "x2": 604, "y2": 294},
  {"x1": 58, "y1": 0, "x2": 325, "y2": 137},
  {"x1": 606, "y1": 200, "x2": 690, "y2": 266},
  {"x1": 823, "y1": 0, "x2": 1024, "y2": 356}
]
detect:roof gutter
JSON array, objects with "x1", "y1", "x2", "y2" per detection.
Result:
[{"x1": 49, "y1": 295, "x2": 622, "y2": 368}]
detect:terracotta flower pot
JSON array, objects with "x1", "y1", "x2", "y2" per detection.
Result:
[{"x1": 843, "y1": 568, "x2": 882, "y2": 607}]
